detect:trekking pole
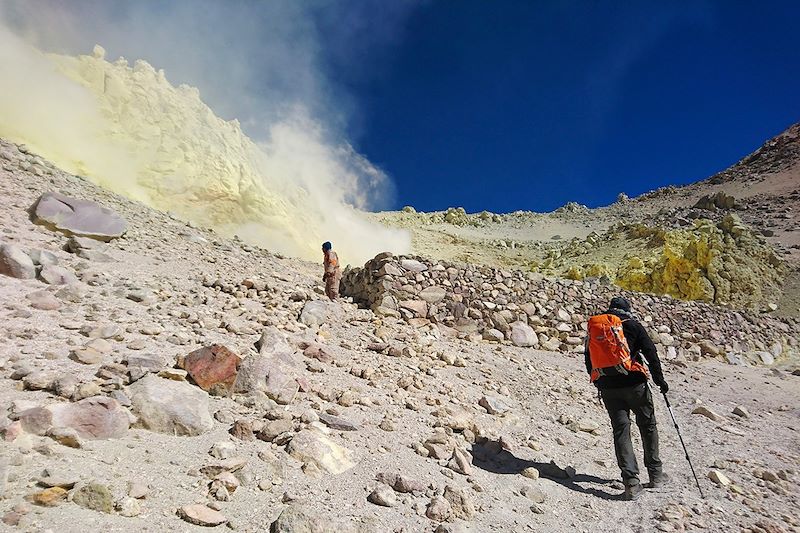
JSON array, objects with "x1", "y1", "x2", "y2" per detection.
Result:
[{"x1": 662, "y1": 392, "x2": 705, "y2": 499}]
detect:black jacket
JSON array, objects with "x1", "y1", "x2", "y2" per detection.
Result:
[{"x1": 584, "y1": 309, "x2": 665, "y2": 389}]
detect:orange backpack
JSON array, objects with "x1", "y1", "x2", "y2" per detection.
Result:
[{"x1": 587, "y1": 313, "x2": 647, "y2": 382}]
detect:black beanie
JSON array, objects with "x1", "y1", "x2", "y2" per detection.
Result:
[{"x1": 609, "y1": 296, "x2": 631, "y2": 312}]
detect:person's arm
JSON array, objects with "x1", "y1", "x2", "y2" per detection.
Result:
[
  {"x1": 584, "y1": 338, "x2": 592, "y2": 375},
  {"x1": 632, "y1": 321, "x2": 667, "y2": 391}
]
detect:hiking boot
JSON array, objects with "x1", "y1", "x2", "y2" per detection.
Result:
[
  {"x1": 647, "y1": 471, "x2": 670, "y2": 488},
  {"x1": 623, "y1": 482, "x2": 644, "y2": 501}
]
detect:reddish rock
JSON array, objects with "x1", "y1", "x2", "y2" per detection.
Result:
[
  {"x1": 55, "y1": 396, "x2": 130, "y2": 439},
  {"x1": 17, "y1": 397, "x2": 129, "y2": 439},
  {"x1": 302, "y1": 344, "x2": 334, "y2": 364},
  {"x1": 229, "y1": 419, "x2": 255, "y2": 441},
  {"x1": 177, "y1": 504, "x2": 227, "y2": 527},
  {"x1": 181, "y1": 345, "x2": 241, "y2": 394}
]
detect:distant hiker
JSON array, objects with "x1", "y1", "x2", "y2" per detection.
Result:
[
  {"x1": 584, "y1": 296, "x2": 670, "y2": 500},
  {"x1": 322, "y1": 241, "x2": 340, "y2": 300}
]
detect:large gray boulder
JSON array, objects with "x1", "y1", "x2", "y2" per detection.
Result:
[
  {"x1": 127, "y1": 375, "x2": 213, "y2": 436},
  {"x1": 0, "y1": 243, "x2": 36, "y2": 279},
  {"x1": 510, "y1": 321, "x2": 539, "y2": 347},
  {"x1": 299, "y1": 300, "x2": 329, "y2": 327},
  {"x1": 254, "y1": 327, "x2": 292, "y2": 357},
  {"x1": 234, "y1": 354, "x2": 298, "y2": 405},
  {"x1": 31, "y1": 192, "x2": 127, "y2": 241}
]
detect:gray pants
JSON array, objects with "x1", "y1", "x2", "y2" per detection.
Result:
[{"x1": 601, "y1": 382, "x2": 662, "y2": 485}]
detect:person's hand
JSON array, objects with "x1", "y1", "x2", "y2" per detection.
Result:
[{"x1": 658, "y1": 381, "x2": 669, "y2": 395}]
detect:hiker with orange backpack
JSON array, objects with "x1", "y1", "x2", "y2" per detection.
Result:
[{"x1": 584, "y1": 296, "x2": 669, "y2": 500}]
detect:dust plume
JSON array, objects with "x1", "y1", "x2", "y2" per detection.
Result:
[{"x1": 0, "y1": 1, "x2": 412, "y2": 263}]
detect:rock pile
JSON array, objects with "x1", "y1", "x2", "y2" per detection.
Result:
[{"x1": 342, "y1": 252, "x2": 798, "y2": 365}]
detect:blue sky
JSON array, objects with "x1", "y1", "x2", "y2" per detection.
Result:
[{"x1": 324, "y1": 1, "x2": 800, "y2": 213}]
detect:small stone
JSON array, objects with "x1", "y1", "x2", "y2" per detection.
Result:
[
  {"x1": 708, "y1": 469, "x2": 730, "y2": 487},
  {"x1": 521, "y1": 467, "x2": 540, "y2": 480},
  {"x1": 210, "y1": 441, "x2": 237, "y2": 459},
  {"x1": 318, "y1": 413, "x2": 359, "y2": 431},
  {"x1": 519, "y1": 485, "x2": 547, "y2": 504},
  {"x1": 27, "y1": 290, "x2": 62, "y2": 310},
  {"x1": 46, "y1": 426, "x2": 82, "y2": 448},
  {"x1": 158, "y1": 368, "x2": 188, "y2": 381},
  {"x1": 479, "y1": 395, "x2": 510, "y2": 415},
  {"x1": 692, "y1": 406, "x2": 724, "y2": 422},
  {"x1": 28, "y1": 487, "x2": 68, "y2": 507},
  {"x1": 117, "y1": 497, "x2": 141, "y2": 517},
  {"x1": 70, "y1": 347, "x2": 104, "y2": 365},
  {"x1": 426, "y1": 496, "x2": 452, "y2": 522},
  {"x1": 368, "y1": 485, "x2": 397, "y2": 507},
  {"x1": 73, "y1": 482, "x2": 114, "y2": 513},
  {"x1": 447, "y1": 448, "x2": 472, "y2": 476},
  {"x1": 732, "y1": 406, "x2": 749, "y2": 418},
  {"x1": 178, "y1": 504, "x2": 227, "y2": 526}
]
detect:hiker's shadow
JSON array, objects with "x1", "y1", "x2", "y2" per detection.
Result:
[{"x1": 471, "y1": 440, "x2": 624, "y2": 501}]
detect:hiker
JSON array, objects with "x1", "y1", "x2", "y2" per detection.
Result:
[
  {"x1": 322, "y1": 241, "x2": 340, "y2": 300},
  {"x1": 584, "y1": 296, "x2": 669, "y2": 500}
]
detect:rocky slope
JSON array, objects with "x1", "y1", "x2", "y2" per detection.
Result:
[
  {"x1": 374, "y1": 123, "x2": 800, "y2": 315},
  {"x1": 1, "y1": 139, "x2": 799, "y2": 533}
]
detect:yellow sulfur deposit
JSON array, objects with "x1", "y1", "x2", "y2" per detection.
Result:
[
  {"x1": 0, "y1": 34, "x2": 409, "y2": 263},
  {"x1": 614, "y1": 215, "x2": 784, "y2": 307},
  {"x1": 545, "y1": 215, "x2": 784, "y2": 308}
]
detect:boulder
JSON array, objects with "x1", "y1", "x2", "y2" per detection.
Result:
[
  {"x1": 28, "y1": 249, "x2": 59, "y2": 267},
  {"x1": 299, "y1": 300, "x2": 329, "y2": 327},
  {"x1": 51, "y1": 397, "x2": 129, "y2": 439},
  {"x1": 234, "y1": 355, "x2": 299, "y2": 404},
  {"x1": 483, "y1": 328, "x2": 504, "y2": 342},
  {"x1": 0, "y1": 244, "x2": 35, "y2": 279},
  {"x1": 39, "y1": 265, "x2": 78, "y2": 285},
  {"x1": 178, "y1": 504, "x2": 227, "y2": 527},
  {"x1": 368, "y1": 485, "x2": 396, "y2": 507},
  {"x1": 286, "y1": 429, "x2": 356, "y2": 475},
  {"x1": 128, "y1": 375, "x2": 213, "y2": 436},
  {"x1": 18, "y1": 397, "x2": 129, "y2": 439},
  {"x1": 254, "y1": 327, "x2": 292, "y2": 357},
  {"x1": 31, "y1": 192, "x2": 127, "y2": 240},
  {"x1": 400, "y1": 259, "x2": 427, "y2": 272},
  {"x1": 510, "y1": 322, "x2": 538, "y2": 347},
  {"x1": 399, "y1": 300, "x2": 428, "y2": 318},
  {"x1": 27, "y1": 290, "x2": 62, "y2": 311},
  {"x1": 270, "y1": 505, "x2": 328, "y2": 533},
  {"x1": 419, "y1": 286, "x2": 447, "y2": 304},
  {"x1": 479, "y1": 395, "x2": 510, "y2": 415},
  {"x1": 72, "y1": 483, "x2": 113, "y2": 513},
  {"x1": 444, "y1": 485, "x2": 475, "y2": 520},
  {"x1": 180, "y1": 345, "x2": 241, "y2": 395},
  {"x1": 375, "y1": 472, "x2": 426, "y2": 493}
]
